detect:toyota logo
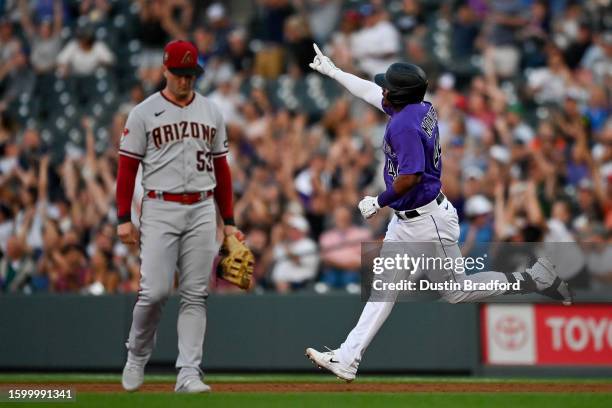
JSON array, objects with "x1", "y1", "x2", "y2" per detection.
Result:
[{"x1": 494, "y1": 315, "x2": 528, "y2": 350}]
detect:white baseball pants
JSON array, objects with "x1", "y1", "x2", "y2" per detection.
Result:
[{"x1": 336, "y1": 195, "x2": 509, "y2": 371}]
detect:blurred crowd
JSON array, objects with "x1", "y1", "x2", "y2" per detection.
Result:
[{"x1": 0, "y1": 0, "x2": 610, "y2": 295}]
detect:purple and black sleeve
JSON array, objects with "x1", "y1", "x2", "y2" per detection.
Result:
[{"x1": 377, "y1": 129, "x2": 425, "y2": 207}]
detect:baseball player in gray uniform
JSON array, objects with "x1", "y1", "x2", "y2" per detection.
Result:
[
  {"x1": 116, "y1": 40, "x2": 242, "y2": 393},
  {"x1": 305, "y1": 44, "x2": 573, "y2": 381}
]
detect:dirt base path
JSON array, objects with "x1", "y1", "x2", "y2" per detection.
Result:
[{"x1": 4, "y1": 382, "x2": 612, "y2": 393}]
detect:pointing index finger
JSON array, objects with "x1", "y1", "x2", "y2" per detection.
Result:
[{"x1": 313, "y1": 43, "x2": 324, "y2": 57}]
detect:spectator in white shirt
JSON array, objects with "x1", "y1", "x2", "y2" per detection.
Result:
[
  {"x1": 19, "y1": 0, "x2": 63, "y2": 74},
  {"x1": 57, "y1": 25, "x2": 114, "y2": 77},
  {"x1": 349, "y1": 4, "x2": 400, "y2": 78},
  {"x1": 527, "y1": 47, "x2": 571, "y2": 105},
  {"x1": 585, "y1": 226, "x2": 612, "y2": 289},
  {"x1": 272, "y1": 215, "x2": 319, "y2": 292}
]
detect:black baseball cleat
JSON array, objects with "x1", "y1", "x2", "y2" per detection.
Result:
[{"x1": 525, "y1": 257, "x2": 574, "y2": 305}]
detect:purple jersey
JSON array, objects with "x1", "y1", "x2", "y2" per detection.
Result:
[{"x1": 382, "y1": 101, "x2": 442, "y2": 210}]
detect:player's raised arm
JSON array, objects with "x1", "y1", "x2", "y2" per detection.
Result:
[{"x1": 309, "y1": 43, "x2": 384, "y2": 112}]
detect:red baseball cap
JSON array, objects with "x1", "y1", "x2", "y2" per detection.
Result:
[{"x1": 163, "y1": 40, "x2": 204, "y2": 77}]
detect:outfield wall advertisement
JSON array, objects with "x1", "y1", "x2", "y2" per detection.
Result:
[{"x1": 482, "y1": 304, "x2": 612, "y2": 366}]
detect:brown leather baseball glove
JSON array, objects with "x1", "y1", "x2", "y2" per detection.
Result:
[{"x1": 216, "y1": 235, "x2": 254, "y2": 290}]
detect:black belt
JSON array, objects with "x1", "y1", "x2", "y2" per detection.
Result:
[{"x1": 395, "y1": 192, "x2": 445, "y2": 220}]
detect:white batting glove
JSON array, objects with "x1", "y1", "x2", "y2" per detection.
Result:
[
  {"x1": 358, "y1": 196, "x2": 380, "y2": 220},
  {"x1": 309, "y1": 43, "x2": 340, "y2": 79}
]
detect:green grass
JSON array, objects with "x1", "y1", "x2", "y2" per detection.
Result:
[
  {"x1": 6, "y1": 393, "x2": 612, "y2": 408},
  {"x1": 0, "y1": 374, "x2": 610, "y2": 408}
]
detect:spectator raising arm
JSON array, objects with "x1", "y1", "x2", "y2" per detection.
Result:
[
  {"x1": 81, "y1": 118, "x2": 111, "y2": 217},
  {"x1": 52, "y1": 0, "x2": 63, "y2": 36},
  {"x1": 18, "y1": 0, "x2": 36, "y2": 39},
  {"x1": 37, "y1": 154, "x2": 49, "y2": 214},
  {"x1": 160, "y1": 0, "x2": 193, "y2": 40}
]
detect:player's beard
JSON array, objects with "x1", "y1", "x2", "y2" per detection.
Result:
[
  {"x1": 167, "y1": 74, "x2": 195, "y2": 101},
  {"x1": 382, "y1": 96, "x2": 393, "y2": 109},
  {"x1": 175, "y1": 88, "x2": 191, "y2": 100},
  {"x1": 171, "y1": 83, "x2": 193, "y2": 101},
  {"x1": 381, "y1": 89, "x2": 392, "y2": 109}
]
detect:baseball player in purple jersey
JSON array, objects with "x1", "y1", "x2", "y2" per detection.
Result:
[{"x1": 305, "y1": 44, "x2": 572, "y2": 381}]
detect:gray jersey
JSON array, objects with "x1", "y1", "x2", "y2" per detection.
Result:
[{"x1": 119, "y1": 92, "x2": 228, "y2": 193}]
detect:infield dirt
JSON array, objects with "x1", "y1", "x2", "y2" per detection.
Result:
[{"x1": 4, "y1": 382, "x2": 612, "y2": 393}]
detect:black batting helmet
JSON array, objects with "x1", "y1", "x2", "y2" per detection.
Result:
[{"x1": 374, "y1": 63, "x2": 428, "y2": 106}]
